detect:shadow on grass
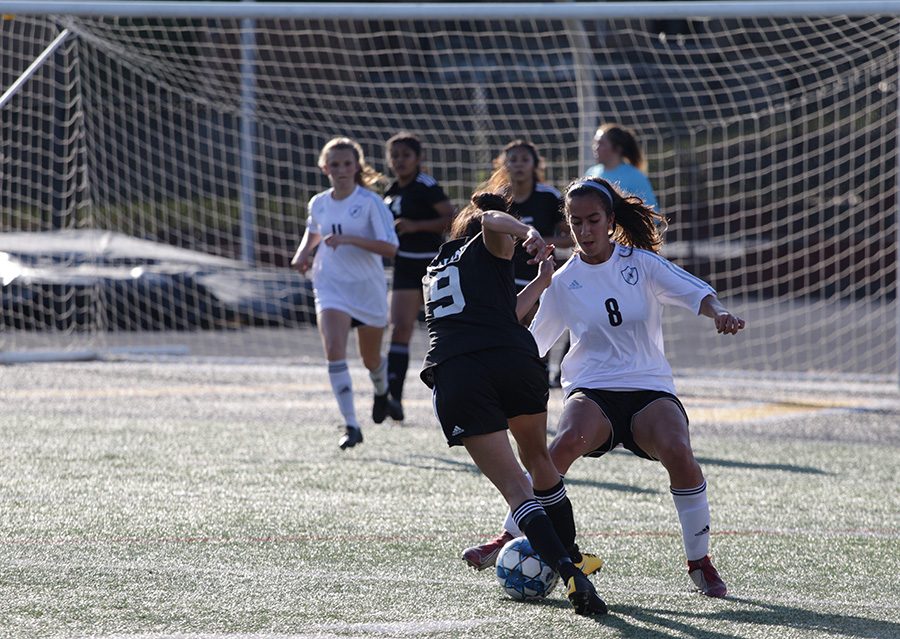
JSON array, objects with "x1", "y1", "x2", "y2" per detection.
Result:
[
  {"x1": 605, "y1": 597, "x2": 900, "y2": 639},
  {"x1": 498, "y1": 595, "x2": 614, "y2": 627},
  {"x1": 376, "y1": 455, "x2": 658, "y2": 495},
  {"x1": 694, "y1": 456, "x2": 828, "y2": 475}
]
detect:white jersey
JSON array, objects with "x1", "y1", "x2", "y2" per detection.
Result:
[
  {"x1": 306, "y1": 185, "x2": 399, "y2": 326},
  {"x1": 530, "y1": 244, "x2": 715, "y2": 394}
]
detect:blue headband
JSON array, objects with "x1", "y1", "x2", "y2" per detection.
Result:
[{"x1": 569, "y1": 180, "x2": 614, "y2": 209}]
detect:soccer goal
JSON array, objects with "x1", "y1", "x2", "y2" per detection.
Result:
[{"x1": 0, "y1": 1, "x2": 897, "y2": 380}]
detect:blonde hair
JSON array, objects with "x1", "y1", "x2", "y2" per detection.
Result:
[{"x1": 318, "y1": 137, "x2": 385, "y2": 189}]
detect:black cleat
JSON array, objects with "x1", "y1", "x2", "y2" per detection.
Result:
[
  {"x1": 338, "y1": 425, "x2": 363, "y2": 450},
  {"x1": 566, "y1": 572, "x2": 608, "y2": 616},
  {"x1": 373, "y1": 392, "x2": 403, "y2": 423},
  {"x1": 387, "y1": 397, "x2": 404, "y2": 422}
]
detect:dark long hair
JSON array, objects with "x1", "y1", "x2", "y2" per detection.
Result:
[
  {"x1": 478, "y1": 139, "x2": 545, "y2": 195},
  {"x1": 595, "y1": 123, "x2": 646, "y2": 172},
  {"x1": 565, "y1": 177, "x2": 665, "y2": 253},
  {"x1": 449, "y1": 191, "x2": 511, "y2": 239}
]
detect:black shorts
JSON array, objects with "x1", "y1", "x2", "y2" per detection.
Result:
[
  {"x1": 567, "y1": 388, "x2": 688, "y2": 461},
  {"x1": 393, "y1": 255, "x2": 433, "y2": 291},
  {"x1": 431, "y1": 348, "x2": 549, "y2": 447}
]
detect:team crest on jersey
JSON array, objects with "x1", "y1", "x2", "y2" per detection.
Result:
[
  {"x1": 621, "y1": 266, "x2": 639, "y2": 285},
  {"x1": 384, "y1": 195, "x2": 402, "y2": 217},
  {"x1": 349, "y1": 205, "x2": 363, "y2": 218}
]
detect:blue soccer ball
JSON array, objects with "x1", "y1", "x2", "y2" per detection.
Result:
[{"x1": 495, "y1": 536, "x2": 560, "y2": 600}]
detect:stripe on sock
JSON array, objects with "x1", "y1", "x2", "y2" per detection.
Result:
[
  {"x1": 328, "y1": 360, "x2": 349, "y2": 373},
  {"x1": 534, "y1": 480, "x2": 567, "y2": 507},
  {"x1": 511, "y1": 499, "x2": 545, "y2": 528},
  {"x1": 671, "y1": 480, "x2": 707, "y2": 496}
]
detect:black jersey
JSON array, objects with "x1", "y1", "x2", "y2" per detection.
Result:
[
  {"x1": 510, "y1": 183, "x2": 563, "y2": 286},
  {"x1": 383, "y1": 172, "x2": 449, "y2": 259},
  {"x1": 421, "y1": 233, "x2": 538, "y2": 385}
]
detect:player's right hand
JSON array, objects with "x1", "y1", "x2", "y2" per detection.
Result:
[
  {"x1": 536, "y1": 248, "x2": 556, "y2": 284},
  {"x1": 290, "y1": 255, "x2": 311, "y2": 274}
]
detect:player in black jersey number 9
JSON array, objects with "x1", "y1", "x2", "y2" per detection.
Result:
[{"x1": 421, "y1": 192, "x2": 607, "y2": 616}]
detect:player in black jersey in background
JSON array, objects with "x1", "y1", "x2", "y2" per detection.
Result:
[
  {"x1": 382, "y1": 133, "x2": 455, "y2": 421},
  {"x1": 479, "y1": 140, "x2": 571, "y2": 319},
  {"x1": 420, "y1": 192, "x2": 607, "y2": 617}
]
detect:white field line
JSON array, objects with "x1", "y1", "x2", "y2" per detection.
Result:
[{"x1": 81, "y1": 618, "x2": 501, "y2": 639}]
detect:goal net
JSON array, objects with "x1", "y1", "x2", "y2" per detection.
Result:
[{"x1": 0, "y1": 4, "x2": 897, "y2": 379}]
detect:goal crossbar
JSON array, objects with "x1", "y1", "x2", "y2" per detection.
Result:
[{"x1": 4, "y1": 1, "x2": 900, "y2": 19}]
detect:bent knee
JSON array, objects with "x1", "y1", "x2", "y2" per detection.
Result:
[{"x1": 549, "y1": 427, "x2": 598, "y2": 467}]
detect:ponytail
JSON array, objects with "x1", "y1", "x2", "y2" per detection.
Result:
[{"x1": 450, "y1": 191, "x2": 511, "y2": 239}]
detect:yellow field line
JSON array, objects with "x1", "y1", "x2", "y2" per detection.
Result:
[{"x1": 6, "y1": 385, "x2": 857, "y2": 423}]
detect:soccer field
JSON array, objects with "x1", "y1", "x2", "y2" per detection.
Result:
[{"x1": 2, "y1": 336, "x2": 899, "y2": 639}]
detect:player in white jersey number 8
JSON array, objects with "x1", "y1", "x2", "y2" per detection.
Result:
[{"x1": 462, "y1": 177, "x2": 744, "y2": 599}]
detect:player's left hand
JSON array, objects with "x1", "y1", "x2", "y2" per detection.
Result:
[
  {"x1": 323, "y1": 233, "x2": 346, "y2": 249},
  {"x1": 394, "y1": 219, "x2": 414, "y2": 235},
  {"x1": 529, "y1": 242, "x2": 555, "y2": 266},
  {"x1": 715, "y1": 312, "x2": 745, "y2": 335}
]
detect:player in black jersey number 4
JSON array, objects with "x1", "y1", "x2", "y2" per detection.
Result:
[
  {"x1": 421, "y1": 192, "x2": 607, "y2": 616},
  {"x1": 383, "y1": 133, "x2": 455, "y2": 421}
]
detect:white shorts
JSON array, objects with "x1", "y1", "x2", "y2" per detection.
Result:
[{"x1": 313, "y1": 274, "x2": 389, "y2": 327}]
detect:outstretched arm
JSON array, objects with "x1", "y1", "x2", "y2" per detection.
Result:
[
  {"x1": 516, "y1": 251, "x2": 555, "y2": 322},
  {"x1": 699, "y1": 294, "x2": 745, "y2": 335}
]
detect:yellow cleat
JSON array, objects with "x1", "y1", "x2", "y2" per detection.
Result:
[{"x1": 574, "y1": 551, "x2": 604, "y2": 576}]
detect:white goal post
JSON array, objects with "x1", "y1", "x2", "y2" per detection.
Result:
[{"x1": 0, "y1": 1, "x2": 898, "y2": 381}]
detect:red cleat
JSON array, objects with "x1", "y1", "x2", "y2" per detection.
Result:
[
  {"x1": 461, "y1": 530, "x2": 515, "y2": 571},
  {"x1": 688, "y1": 555, "x2": 728, "y2": 598}
]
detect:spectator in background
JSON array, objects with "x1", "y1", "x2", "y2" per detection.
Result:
[
  {"x1": 383, "y1": 133, "x2": 455, "y2": 421},
  {"x1": 586, "y1": 123, "x2": 659, "y2": 213},
  {"x1": 290, "y1": 137, "x2": 399, "y2": 451}
]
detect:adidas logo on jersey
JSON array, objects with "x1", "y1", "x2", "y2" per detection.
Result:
[
  {"x1": 451, "y1": 425, "x2": 465, "y2": 437},
  {"x1": 568, "y1": 279, "x2": 583, "y2": 290}
]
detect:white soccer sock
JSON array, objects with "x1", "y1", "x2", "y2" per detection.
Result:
[
  {"x1": 369, "y1": 356, "x2": 388, "y2": 395},
  {"x1": 504, "y1": 510, "x2": 522, "y2": 537},
  {"x1": 671, "y1": 480, "x2": 711, "y2": 561},
  {"x1": 328, "y1": 360, "x2": 358, "y2": 428}
]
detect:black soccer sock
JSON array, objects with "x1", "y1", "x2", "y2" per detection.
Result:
[
  {"x1": 511, "y1": 499, "x2": 577, "y2": 580},
  {"x1": 534, "y1": 479, "x2": 577, "y2": 554},
  {"x1": 387, "y1": 342, "x2": 409, "y2": 400}
]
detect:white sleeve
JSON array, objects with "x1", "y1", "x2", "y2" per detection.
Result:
[
  {"x1": 306, "y1": 194, "x2": 322, "y2": 235},
  {"x1": 529, "y1": 282, "x2": 566, "y2": 358},
  {"x1": 648, "y1": 253, "x2": 716, "y2": 313},
  {"x1": 369, "y1": 196, "x2": 400, "y2": 245}
]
